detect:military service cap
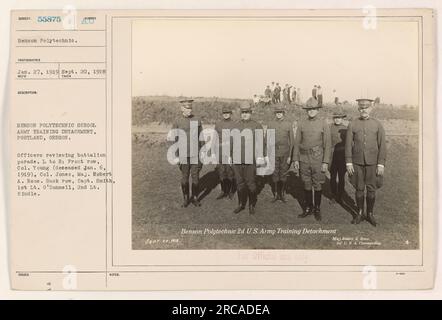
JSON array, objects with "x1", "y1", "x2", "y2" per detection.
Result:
[
  {"x1": 222, "y1": 105, "x2": 232, "y2": 113},
  {"x1": 356, "y1": 98, "x2": 374, "y2": 109},
  {"x1": 239, "y1": 101, "x2": 252, "y2": 112},
  {"x1": 179, "y1": 99, "x2": 194, "y2": 109},
  {"x1": 332, "y1": 109, "x2": 346, "y2": 118},
  {"x1": 302, "y1": 97, "x2": 321, "y2": 109},
  {"x1": 274, "y1": 106, "x2": 286, "y2": 113}
]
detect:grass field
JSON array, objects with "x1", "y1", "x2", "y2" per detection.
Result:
[{"x1": 131, "y1": 96, "x2": 420, "y2": 250}]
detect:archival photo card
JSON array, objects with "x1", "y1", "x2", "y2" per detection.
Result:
[{"x1": 8, "y1": 9, "x2": 436, "y2": 290}]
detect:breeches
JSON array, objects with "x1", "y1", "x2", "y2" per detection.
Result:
[
  {"x1": 272, "y1": 155, "x2": 290, "y2": 183},
  {"x1": 217, "y1": 164, "x2": 234, "y2": 180},
  {"x1": 179, "y1": 163, "x2": 202, "y2": 184},
  {"x1": 300, "y1": 160, "x2": 325, "y2": 191},
  {"x1": 353, "y1": 164, "x2": 379, "y2": 198},
  {"x1": 233, "y1": 164, "x2": 257, "y2": 193}
]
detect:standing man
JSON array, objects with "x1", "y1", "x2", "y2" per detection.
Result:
[
  {"x1": 317, "y1": 85, "x2": 323, "y2": 107},
  {"x1": 291, "y1": 85, "x2": 297, "y2": 105},
  {"x1": 345, "y1": 98, "x2": 386, "y2": 226},
  {"x1": 329, "y1": 109, "x2": 347, "y2": 204},
  {"x1": 312, "y1": 85, "x2": 317, "y2": 100},
  {"x1": 283, "y1": 84, "x2": 290, "y2": 104},
  {"x1": 293, "y1": 97, "x2": 331, "y2": 221},
  {"x1": 271, "y1": 82, "x2": 276, "y2": 104},
  {"x1": 232, "y1": 101, "x2": 265, "y2": 215},
  {"x1": 274, "y1": 83, "x2": 281, "y2": 103},
  {"x1": 172, "y1": 99, "x2": 203, "y2": 207},
  {"x1": 266, "y1": 106, "x2": 294, "y2": 203},
  {"x1": 214, "y1": 105, "x2": 236, "y2": 200},
  {"x1": 265, "y1": 85, "x2": 272, "y2": 99}
]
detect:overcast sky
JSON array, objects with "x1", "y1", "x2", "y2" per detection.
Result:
[{"x1": 132, "y1": 19, "x2": 419, "y2": 106}]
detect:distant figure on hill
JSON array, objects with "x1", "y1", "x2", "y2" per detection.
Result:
[
  {"x1": 333, "y1": 89, "x2": 339, "y2": 106},
  {"x1": 317, "y1": 85, "x2": 323, "y2": 107},
  {"x1": 274, "y1": 83, "x2": 281, "y2": 103},
  {"x1": 271, "y1": 82, "x2": 276, "y2": 104},
  {"x1": 296, "y1": 88, "x2": 302, "y2": 105},
  {"x1": 374, "y1": 97, "x2": 381, "y2": 105},
  {"x1": 283, "y1": 84, "x2": 291, "y2": 104},
  {"x1": 265, "y1": 85, "x2": 272, "y2": 99},
  {"x1": 291, "y1": 85, "x2": 297, "y2": 104}
]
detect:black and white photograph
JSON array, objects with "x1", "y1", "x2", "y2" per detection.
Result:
[
  {"x1": 131, "y1": 17, "x2": 420, "y2": 251},
  {"x1": 4, "y1": 6, "x2": 438, "y2": 292}
]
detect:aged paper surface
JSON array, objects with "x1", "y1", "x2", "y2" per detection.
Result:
[{"x1": 8, "y1": 9, "x2": 435, "y2": 290}]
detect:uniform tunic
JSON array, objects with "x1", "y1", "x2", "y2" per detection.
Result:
[
  {"x1": 214, "y1": 118, "x2": 236, "y2": 180},
  {"x1": 171, "y1": 115, "x2": 203, "y2": 184},
  {"x1": 345, "y1": 117, "x2": 386, "y2": 197},
  {"x1": 293, "y1": 117, "x2": 331, "y2": 191},
  {"x1": 266, "y1": 119, "x2": 294, "y2": 182},
  {"x1": 232, "y1": 119, "x2": 264, "y2": 193}
]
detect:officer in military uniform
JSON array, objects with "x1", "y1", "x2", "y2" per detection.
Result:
[
  {"x1": 293, "y1": 97, "x2": 331, "y2": 221},
  {"x1": 345, "y1": 98, "x2": 386, "y2": 226},
  {"x1": 266, "y1": 106, "x2": 294, "y2": 203},
  {"x1": 329, "y1": 109, "x2": 347, "y2": 204},
  {"x1": 232, "y1": 101, "x2": 265, "y2": 215},
  {"x1": 214, "y1": 105, "x2": 236, "y2": 200},
  {"x1": 171, "y1": 99, "x2": 203, "y2": 208}
]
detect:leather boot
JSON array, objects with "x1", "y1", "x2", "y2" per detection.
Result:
[
  {"x1": 335, "y1": 191, "x2": 343, "y2": 204},
  {"x1": 228, "y1": 179, "x2": 235, "y2": 199},
  {"x1": 276, "y1": 181, "x2": 283, "y2": 201},
  {"x1": 233, "y1": 189, "x2": 246, "y2": 214},
  {"x1": 280, "y1": 181, "x2": 287, "y2": 203},
  {"x1": 299, "y1": 190, "x2": 313, "y2": 218},
  {"x1": 191, "y1": 183, "x2": 201, "y2": 207},
  {"x1": 216, "y1": 179, "x2": 226, "y2": 200},
  {"x1": 224, "y1": 179, "x2": 231, "y2": 199},
  {"x1": 271, "y1": 181, "x2": 278, "y2": 203},
  {"x1": 352, "y1": 195, "x2": 364, "y2": 224},
  {"x1": 248, "y1": 190, "x2": 257, "y2": 215},
  {"x1": 337, "y1": 179, "x2": 345, "y2": 204},
  {"x1": 313, "y1": 190, "x2": 322, "y2": 221},
  {"x1": 366, "y1": 196, "x2": 377, "y2": 227},
  {"x1": 181, "y1": 183, "x2": 190, "y2": 208}
]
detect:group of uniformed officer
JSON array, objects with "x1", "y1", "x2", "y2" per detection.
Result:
[{"x1": 171, "y1": 97, "x2": 386, "y2": 226}]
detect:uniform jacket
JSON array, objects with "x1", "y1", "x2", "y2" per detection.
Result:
[
  {"x1": 171, "y1": 114, "x2": 203, "y2": 159},
  {"x1": 214, "y1": 118, "x2": 237, "y2": 162},
  {"x1": 345, "y1": 117, "x2": 386, "y2": 166},
  {"x1": 232, "y1": 119, "x2": 264, "y2": 164},
  {"x1": 293, "y1": 117, "x2": 331, "y2": 164},
  {"x1": 266, "y1": 119, "x2": 295, "y2": 157}
]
